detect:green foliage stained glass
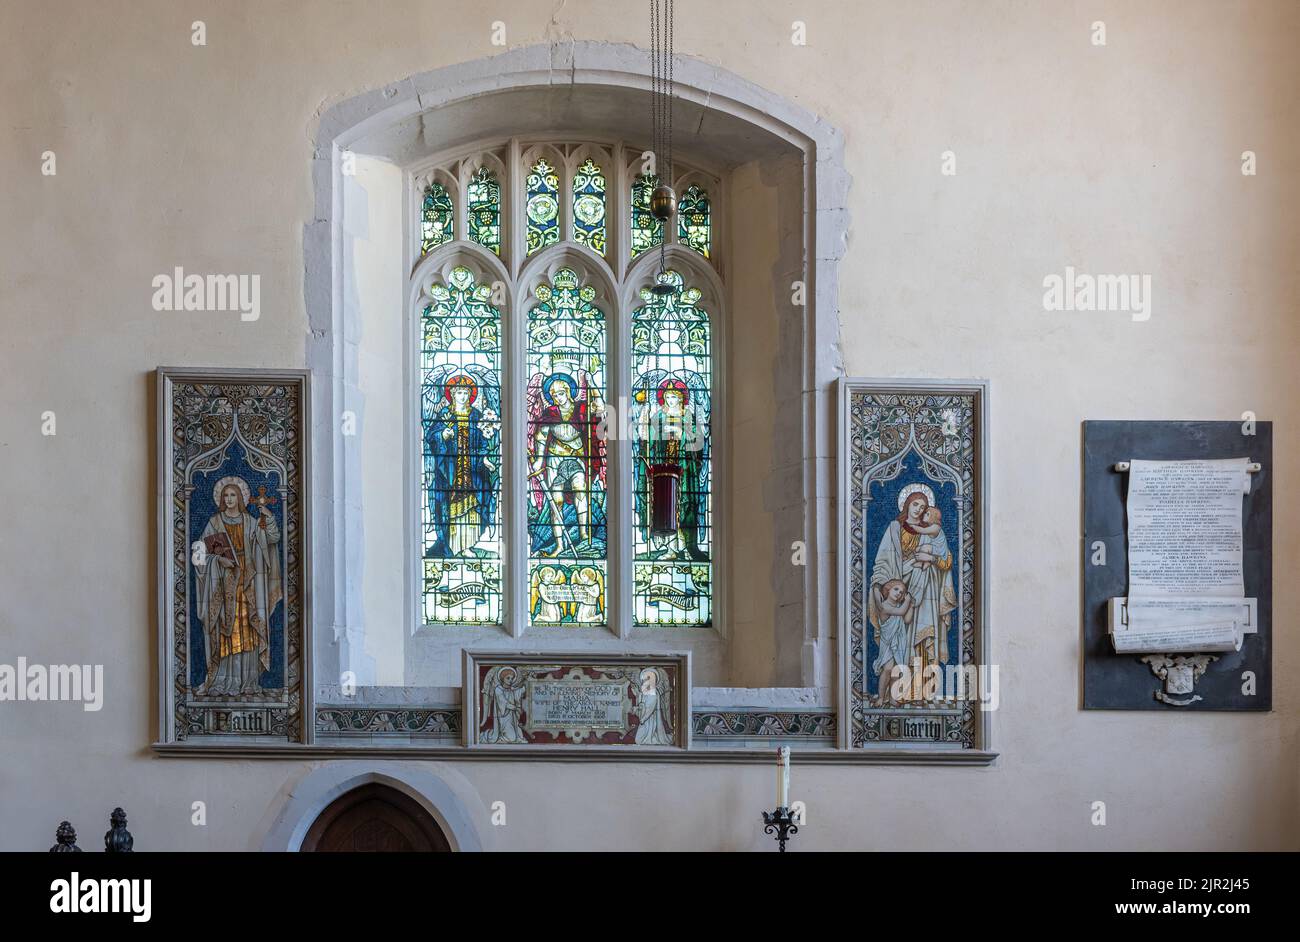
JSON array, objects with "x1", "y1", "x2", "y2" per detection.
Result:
[
  {"x1": 525, "y1": 158, "x2": 560, "y2": 256},
  {"x1": 630, "y1": 173, "x2": 664, "y2": 258},
  {"x1": 421, "y1": 183, "x2": 453, "y2": 254},
  {"x1": 467, "y1": 166, "x2": 501, "y2": 256},
  {"x1": 677, "y1": 184, "x2": 711, "y2": 258},
  {"x1": 571, "y1": 158, "x2": 607, "y2": 257}
]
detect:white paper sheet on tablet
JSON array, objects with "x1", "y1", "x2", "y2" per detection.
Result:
[{"x1": 1126, "y1": 458, "x2": 1248, "y2": 598}]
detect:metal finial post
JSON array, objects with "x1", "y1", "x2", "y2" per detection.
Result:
[
  {"x1": 105, "y1": 807, "x2": 134, "y2": 853},
  {"x1": 50, "y1": 821, "x2": 82, "y2": 853},
  {"x1": 762, "y1": 806, "x2": 799, "y2": 852}
]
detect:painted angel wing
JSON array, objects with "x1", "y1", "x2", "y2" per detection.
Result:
[
  {"x1": 685, "y1": 373, "x2": 711, "y2": 446},
  {"x1": 526, "y1": 371, "x2": 545, "y2": 435},
  {"x1": 657, "y1": 669, "x2": 673, "y2": 731},
  {"x1": 573, "y1": 370, "x2": 608, "y2": 488},
  {"x1": 630, "y1": 369, "x2": 664, "y2": 445},
  {"x1": 470, "y1": 365, "x2": 500, "y2": 416},
  {"x1": 480, "y1": 666, "x2": 501, "y2": 740},
  {"x1": 526, "y1": 371, "x2": 546, "y2": 509},
  {"x1": 422, "y1": 364, "x2": 455, "y2": 424}
]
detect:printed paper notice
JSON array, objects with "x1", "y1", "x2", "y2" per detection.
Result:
[{"x1": 1126, "y1": 458, "x2": 1248, "y2": 598}]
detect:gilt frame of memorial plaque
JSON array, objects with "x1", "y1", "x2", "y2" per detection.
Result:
[
  {"x1": 155, "y1": 368, "x2": 311, "y2": 744},
  {"x1": 839, "y1": 378, "x2": 991, "y2": 753},
  {"x1": 464, "y1": 652, "x2": 690, "y2": 749}
]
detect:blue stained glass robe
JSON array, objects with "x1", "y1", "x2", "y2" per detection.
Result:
[{"x1": 425, "y1": 404, "x2": 495, "y2": 557}]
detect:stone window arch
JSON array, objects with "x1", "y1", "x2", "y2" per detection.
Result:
[{"x1": 305, "y1": 41, "x2": 847, "y2": 716}]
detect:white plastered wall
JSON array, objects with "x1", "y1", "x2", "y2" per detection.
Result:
[{"x1": 1, "y1": 0, "x2": 1297, "y2": 850}]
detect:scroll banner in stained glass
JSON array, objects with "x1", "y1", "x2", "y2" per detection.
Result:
[
  {"x1": 421, "y1": 183, "x2": 453, "y2": 254},
  {"x1": 677, "y1": 184, "x2": 711, "y2": 258},
  {"x1": 467, "y1": 166, "x2": 501, "y2": 256},
  {"x1": 526, "y1": 269, "x2": 607, "y2": 626},
  {"x1": 420, "y1": 267, "x2": 504, "y2": 625},
  {"x1": 571, "y1": 158, "x2": 607, "y2": 257},
  {"x1": 526, "y1": 158, "x2": 561, "y2": 256},
  {"x1": 631, "y1": 271, "x2": 712, "y2": 626},
  {"x1": 630, "y1": 173, "x2": 664, "y2": 258}
]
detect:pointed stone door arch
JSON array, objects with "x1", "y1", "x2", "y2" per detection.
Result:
[
  {"x1": 261, "y1": 762, "x2": 486, "y2": 851},
  {"x1": 301, "y1": 782, "x2": 451, "y2": 852}
]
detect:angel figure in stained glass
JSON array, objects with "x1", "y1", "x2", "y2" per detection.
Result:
[
  {"x1": 425, "y1": 374, "x2": 499, "y2": 558},
  {"x1": 527, "y1": 370, "x2": 606, "y2": 558},
  {"x1": 635, "y1": 376, "x2": 709, "y2": 561}
]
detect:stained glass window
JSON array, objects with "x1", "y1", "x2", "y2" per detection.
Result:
[
  {"x1": 525, "y1": 158, "x2": 561, "y2": 256},
  {"x1": 571, "y1": 157, "x2": 607, "y2": 257},
  {"x1": 420, "y1": 267, "x2": 503, "y2": 625},
  {"x1": 526, "y1": 269, "x2": 607, "y2": 626},
  {"x1": 631, "y1": 270, "x2": 711, "y2": 626},
  {"x1": 630, "y1": 173, "x2": 664, "y2": 258},
  {"x1": 677, "y1": 184, "x2": 711, "y2": 258},
  {"x1": 421, "y1": 182, "x2": 453, "y2": 254},
  {"x1": 467, "y1": 166, "x2": 501, "y2": 255},
  {"x1": 414, "y1": 144, "x2": 723, "y2": 631}
]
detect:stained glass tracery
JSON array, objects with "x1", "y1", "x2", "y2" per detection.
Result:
[
  {"x1": 677, "y1": 184, "x2": 711, "y2": 258},
  {"x1": 571, "y1": 157, "x2": 607, "y2": 257},
  {"x1": 420, "y1": 266, "x2": 503, "y2": 625},
  {"x1": 631, "y1": 270, "x2": 712, "y2": 626},
  {"x1": 526, "y1": 268, "x2": 607, "y2": 626},
  {"x1": 525, "y1": 158, "x2": 561, "y2": 256},
  {"x1": 467, "y1": 166, "x2": 501, "y2": 255},
  {"x1": 421, "y1": 182, "x2": 453, "y2": 254},
  {"x1": 630, "y1": 172, "x2": 664, "y2": 258}
]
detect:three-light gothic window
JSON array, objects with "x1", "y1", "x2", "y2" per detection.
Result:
[{"x1": 415, "y1": 142, "x2": 717, "y2": 630}]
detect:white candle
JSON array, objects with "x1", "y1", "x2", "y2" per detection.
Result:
[{"x1": 777, "y1": 746, "x2": 790, "y2": 808}]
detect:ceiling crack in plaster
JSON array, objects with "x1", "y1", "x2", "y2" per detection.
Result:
[{"x1": 692, "y1": 78, "x2": 715, "y2": 137}]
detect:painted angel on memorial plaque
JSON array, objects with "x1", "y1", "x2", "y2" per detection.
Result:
[
  {"x1": 194, "y1": 475, "x2": 282, "y2": 695},
  {"x1": 480, "y1": 666, "x2": 527, "y2": 744},
  {"x1": 633, "y1": 667, "x2": 674, "y2": 745},
  {"x1": 527, "y1": 368, "x2": 606, "y2": 558}
]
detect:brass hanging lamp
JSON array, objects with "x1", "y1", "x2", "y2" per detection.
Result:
[{"x1": 649, "y1": 0, "x2": 677, "y2": 296}]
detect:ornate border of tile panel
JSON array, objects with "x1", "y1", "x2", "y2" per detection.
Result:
[
  {"x1": 315, "y1": 706, "x2": 462, "y2": 739},
  {"x1": 691, "y1": 709, "x2": 836, "y2": 741}
]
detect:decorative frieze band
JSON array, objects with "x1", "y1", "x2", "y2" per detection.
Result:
[
  {"x1": 313, "y1": 705, "x2": 837, "y2": 742},
  {"x1": 691, "y1": 710, "x2": 836, "y2": 740},
  {"x1": 315, "y1": 707, "x2": 461, "y2": 738}
]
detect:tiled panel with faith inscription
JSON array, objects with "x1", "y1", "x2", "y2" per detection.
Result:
[{"x1": 158, "y1": 369, "x2": 308, "y2": 743}]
